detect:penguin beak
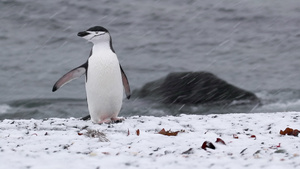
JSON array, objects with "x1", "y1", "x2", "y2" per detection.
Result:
[{"x1": 77, "y1": 31, "x2": 90, "y2": 37}]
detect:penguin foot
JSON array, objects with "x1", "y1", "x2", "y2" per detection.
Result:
[
  {"x1": 111, "y1": 117, "x2": 124, "y2": 123},
  {"x1": 97, "y1": 117, "x2": 124, "y2": 124},
  {"x1": 98, "y1": 119, "x2": 112, "y2": 124}
]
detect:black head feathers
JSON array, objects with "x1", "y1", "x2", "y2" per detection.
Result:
[{"x1": 86, "y1": 26, "x2": 109, "y2": 32}]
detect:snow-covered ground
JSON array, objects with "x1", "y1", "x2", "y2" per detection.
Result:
[{"x1": 0, "y1": 112, "x2": 299, "y2": 169}]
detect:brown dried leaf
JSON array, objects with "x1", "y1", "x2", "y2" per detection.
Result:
[
  {"x1": 201, "y1": 141, "x2": 216, "y2": 150},
  {"x1": 127, "y1": 129, "x2": 130, "y2": 136},
  {"x1": 233, "y1": 134, "x2": 239, "y2": 139},
  {"x1": 269, "y1": 143, "x2": 281, "y2": 149},
  {"x1": 201, "y1": 142, "x2": 207, "y2": 150},
  {"x1": 158, "y1": 128, "x2": 179, "y2": 136},
  {"x1": 102, "y1": 152, "x2": 110, "y2": 155},
  {"x1": 216, "y1": 138, "x2": 226, "y2": 145},
  {"x1": 250, "y1": 135, "x2": 256, "y2": 140},
  {"x1": 280, "y1": 127, "x2": 299, "y2": 136},
  {"x1": 136, "y1": 129, "x2": 140, "y2": 136}
]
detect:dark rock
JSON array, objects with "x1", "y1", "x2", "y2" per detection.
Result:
[{"x1": 134, "y1": 72, "x2": 260, "y2": 105}]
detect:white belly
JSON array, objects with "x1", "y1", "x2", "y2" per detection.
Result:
[{"x1": 85, "y1": 50, "x2": 123, "y2": 123}]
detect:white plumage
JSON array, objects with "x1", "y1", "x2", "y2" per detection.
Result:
[{"x1": 86, "y1": 44, "x2": 123, "y2": 123}]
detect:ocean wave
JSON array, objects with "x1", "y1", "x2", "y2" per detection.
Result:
[
  {"x1": 257, "y1": 99, "x2": 300, "y2": 113},
  {"x1": 0, "y1": 104, "x2": 11, "y2": 114}
]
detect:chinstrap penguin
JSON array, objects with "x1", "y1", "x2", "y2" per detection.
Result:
[{"x1": 52, "y1": 26, "x2": 131, "y2": 124}]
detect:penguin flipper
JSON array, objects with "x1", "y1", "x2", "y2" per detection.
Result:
[
  {"x1": 120, "y1": 65, "x2": 131, "y2": 99},
  {"x1": 52, "y1": 62, "x2": 87, "y2": 92}
]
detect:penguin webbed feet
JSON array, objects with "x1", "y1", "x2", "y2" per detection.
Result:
[
  {"x1": 98, "y1": 117, "x2": 124, "y2": 124},
  {"x1": 111, "y1": 117, "x2": 124, "y2": 123},
  {"x1": 81, "y1": 115, "x2": 124, "y2": 124}
]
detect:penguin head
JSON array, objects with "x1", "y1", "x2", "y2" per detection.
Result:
[{"x1": 77, "y1": 26, "x2": 110, "y2": 43}]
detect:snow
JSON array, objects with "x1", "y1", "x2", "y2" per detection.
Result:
[{"x1": 0, "y1": 112, "x2": 299, "y2": 169}]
